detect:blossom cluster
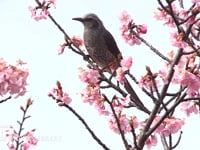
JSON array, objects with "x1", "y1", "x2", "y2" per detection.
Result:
[
  {"x1": 165, "y1": 50, "x2": 200, "y2": 100},
  {"x1": 119, "y1": 11, "x2": 147, "y2": 46},
  {"x1": 108, "y1": 114, "x2": 184, "y2": 149},
  {"x1": 58, "y1": 35, "x2": 84, "y2": 55},
  {"x1": 154, "y1": 1, "x2": 200, "y2": 27},
  {"x1": 48, "y1": 81, "x2": 72, "y2": 105},
  {"x1": 28, "y1": 0, "x2": 56, "y2": 21},
  {"x1": 77, "y1": 67, "x2": 110, "y2": 114},
  {"x1": 116, "y1": 56, "x2": 133, "y2": 83},
  {"x1": 152, "y1": 116, "x2": 185, "y2": 136},
  {"x1": 0, "y1": 58, "x2": 29, "y2": 98},
  {"x1": 154, "y1": 1, "x2": 200, "y2": 43},
  {"x1": 6, "y1": 127, "x2": 38, "y2": 150},
  {"x1": 108, "y1": 114, "x2": 138, "y2": 134},
  {"x1": 138, "y1": 1, "x2": 200, "y2": 116},
  {"x1": 143, "y1": 116, "x2": 184, "y2": 148}
]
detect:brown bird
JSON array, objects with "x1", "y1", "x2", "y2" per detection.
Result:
[{"x1": 73, "y1": 13, "x2": 150, "y2": 114}]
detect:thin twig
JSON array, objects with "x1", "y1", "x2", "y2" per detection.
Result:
[
  {"x1": 64, "y1": 104, "x2": 110, "y2": 150},
  {"x1": 104, "y1": 95, "x2": 129, "y2": 150},
  {"x1": 15, "y1": 99, "x2": 33, "y2": 149},
  {"x1": 0, "y1": 96, "x2": 12, "y2": 103},
  {"x1": 137, "y1": 100, "x2": 161, "y2": 149},
  {"x1": 133, "y1": 33, "x2": 171, "y2": 63},
  {"x1": 130, "y1": 123, "x2": 139, "y2": 150},
  {"x1": 171, "y1": 131, "x2": 182, "y2": 149},
  {"x1": 146, "y1": 93, "x2": 186, "y2": 137}
]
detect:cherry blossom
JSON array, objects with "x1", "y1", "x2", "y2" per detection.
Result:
[
  {"x1": 116, "y1": 67, "x2": 126, "y2": 83},
  {"x1": 137, "y1": 24, "x2": 147, "y2": 34},
  {"x1": 28, "y1": 0, "x2": 56, "y2": 21},
  {"x1": 119, "y1": 11, "x2": 147, "y2": 46},
  {"x1": 170, "y1": 32, "x2": 187, "y2": 48},
  {"x1": 154, "y1": 6, "x2": 176, "y2": 27},
  {"x1": 78, "y1": 67, "x2": 100, "y2": 84},
  {"x1": 80, "y1": 85, "x2": 101, "y2": 105},
  {"x1": 112, "y1": 95, "x2": 130, "y2": 113},
  {"x1": 180, "y1": 71, "x2": 200, "y2": 97},
  {"x1": 120, "y1": 56, "x2": 133, "y2": 71},
  {"x1": 0, "y1": 58, "x2": 29, "y2": 98},
  {"x1": 6, "y1": 127, "x2": 38, "y2": 150},
  {"x1": 71, "y1": 35, "x2": 84, "y2": 48},
  {"x1": 152, "y1": 116, "x2": 185, "y2": 136},
  {"x1": 119, "y1": 11, "x2": 132, "y2": 24},
  {"x1": 48, "y1": 81, "x2": 72, "y2": 105},
  {"x1": 28, "y1": 6, "x2": 49, "y2": 21},
  {"x1": 192, "y1": 0, "x2": 200, "y2": 7},
  {"x1": 57, "y1": 43, "x2": 66, "y2": 55},
  {"x1": 131, "y1": 115, "x2": 139, "y2": 129},
  {"x1": 21, "y1": 130, "x2": 38, "y2": 150},
  {"x1": 145, "y1": 134, "x2": 157, "y2": 149},
  {"x1": 180, "y1": 101, "x2": 199, "y2": 116},
  {"x1": 108, "y1": 114, "x2": 131, "y2": 134}
]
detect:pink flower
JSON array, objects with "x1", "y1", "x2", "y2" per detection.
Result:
[
  {"x1": 20, "y1": 130, "x2": 38, "y2": 150},
  {"x1": 116, "y1": 67, "x2": 125, "y2": 83},
  {"x1": 108, "y1": 114, "x2": 131, "y2": 134},
  {"x1": 80, "y1": 85, "x2": 101, "y2": 105},
  {"x1": 0, "y1": 58, "x2": 28, "y2": 98},
  {"x1": 192, "y1": 0, "x2": 200, "y2": 6},
  {"x1": 6, "y1": 127, "x2": 18, "y2": 139},
  {"x1": 61, "y1": 93, "x2": 72, "y2": 105},
  {"x1": 48, "y1": 81, "x2": 72, "y2": 105},
  {"x1": 154, "y1": 6, "x2": 176, "y2": 27},
  {"x1": 180, "y1": 71, "x2": 200, "y2": 97},
  {"x1": 57, "y1": 44, "x2": 66, "y2": 55},
  {"x1": 138, "y1": 72, "x2": 161, "y2": 91},
  {"x1": 7, "y1": 142, "x2": 15, "y2": 150},
  {"x1": 165, "y1": 117, "x2": 185, "y2": 135},
  {"x1": 180, "y1": 101, "x2": 199, "y2": 116},
  {"x1": 80, "y1": 85, "x2": 110, "y2": 115},
  {"x1": 131, "y1": 115, "x2": 139, "y2": 129},
  {"x1": 170, "y1": 32, "x2": 187, "y2": 48},
  {"x1": 154, "y1": 8, "x2": 168, "y2": 21},
  {"x1": 119, "y1": 11, "x2": 143, "y2": 46},
  {"x1": 120, "y1": 95, "x2": 131, "y2": 107},
  {"x1": 48, "y1": 0, "x2": 56, "y2": 7},
  {"x1": 6, "y1": 128, "x2": 38, "y2": 150},
  {"x1": 28, "y1": 6, "x2": 49, "y2": 21},
  {"x1": 121, "y1": 32, "x2": 141, "y2": 46},
  {"x1": 119, "y1": 11, "x2": 132, "y2": 24},
  {"x1": 28, "y1": 6, "x2": 37, "y2": 19},
  {"x1": 71, "y1": 35, "x2": 84, "y2": 48},
  {"x1": 78, "y1": 67, "x2": 100, "y2": 84},
  {"x1": 21, "y1": 143, "x2": 31, "y2": 150},
  {"x1": 120, "y1": 56, "x2": 133, "y2": 71},
  {"x1": 153, "y1": 116, "x2": 185, "y2": 136},
  {"x1": 145, "y1": 134, "x2": 157, "y2": 149},
  {"x1": 28, "y1": 0, "x2": 56, "y2": 21},
  {"x1": 94, "y1": 98, "x2": 110, "y2": 116},
  {"x1": 137, "y1": 24, "x2": 147, "y2": 34},
  {"x1": 112, "y1": 95, "x2": 130, "y2": 113},
  {"x1": 16, "y1": 59, "x2": 27, "y2": 66}
]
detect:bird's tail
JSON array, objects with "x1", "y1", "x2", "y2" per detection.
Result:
[{"x1": 124, "y1": 78, "x2": 150, "y2": 114}]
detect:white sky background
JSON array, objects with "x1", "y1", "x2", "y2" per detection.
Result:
[{"x1": 0, "y1": 0, "x2": 200, "y2": 150}]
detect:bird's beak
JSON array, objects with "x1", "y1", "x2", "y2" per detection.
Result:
[{"x1": 72, "y1": 17, "x2": 84, "y2": 22}]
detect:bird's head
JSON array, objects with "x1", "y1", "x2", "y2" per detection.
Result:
[{"x1": 72, "y1": 13, "x2": 104, "y2": 29}]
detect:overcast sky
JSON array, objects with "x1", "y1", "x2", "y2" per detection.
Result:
[{"x1": 0, "y1": 0, "x2": 199, "y2": 150}]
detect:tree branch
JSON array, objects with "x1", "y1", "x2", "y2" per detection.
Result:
[{"x1": 64, "y1": 104, "x2": 110, "y2": 150}]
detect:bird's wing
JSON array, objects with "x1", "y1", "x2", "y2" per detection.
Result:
[{"x1": 103, "y1": 29, "x2": 122, "y2": 60}]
